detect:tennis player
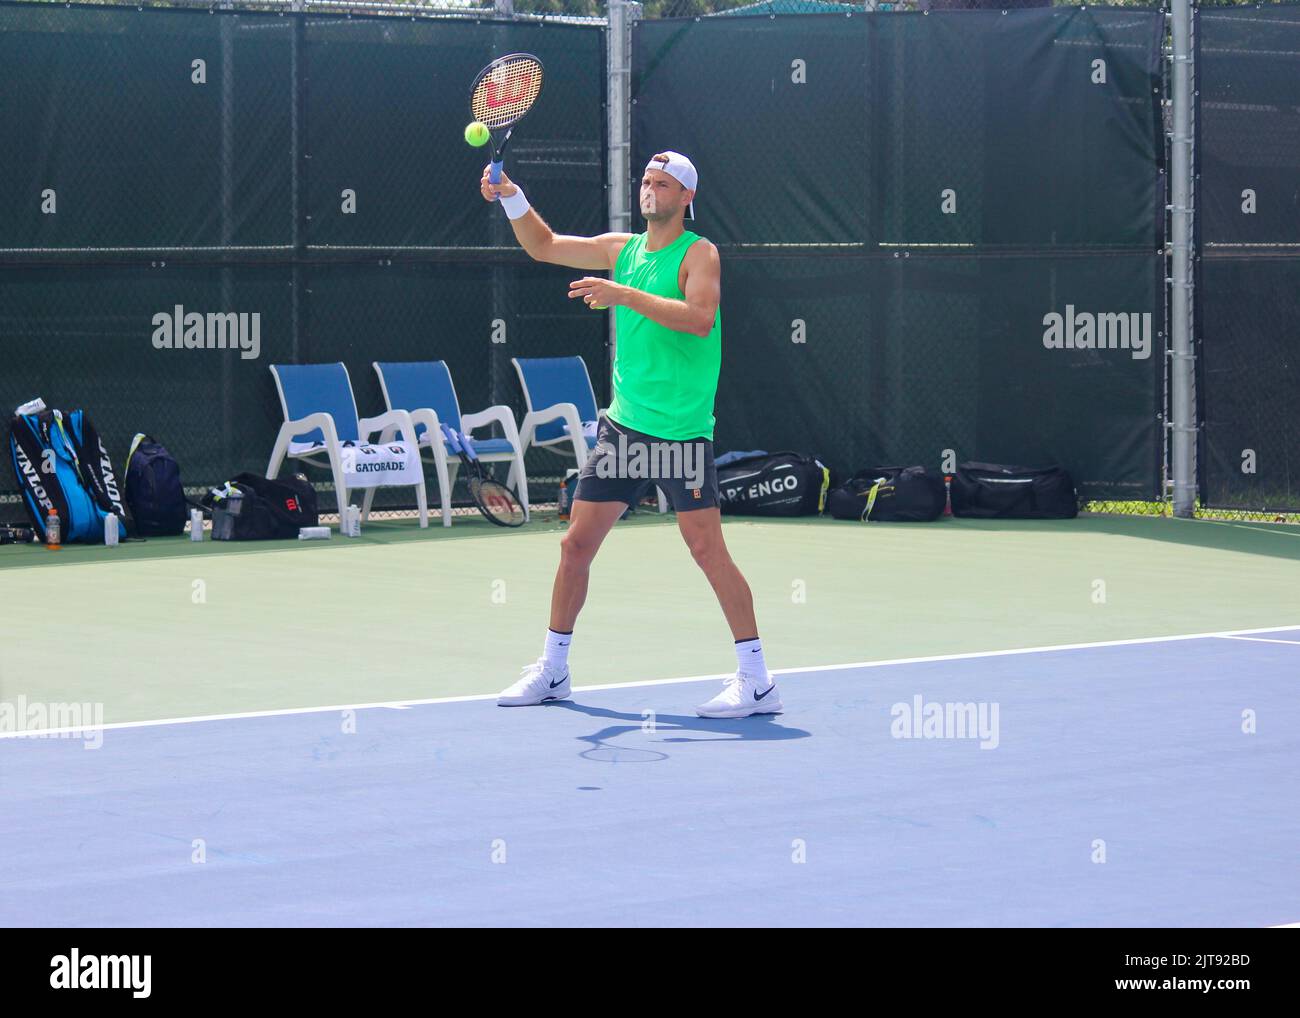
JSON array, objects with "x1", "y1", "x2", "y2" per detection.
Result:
[{"x1": 480, "y1": 151, "x2": 782, "y2": 719}]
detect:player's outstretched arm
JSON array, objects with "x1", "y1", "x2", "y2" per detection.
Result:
[{"x1": 480, "y1": 166, "x2": 630, "y2": 270}]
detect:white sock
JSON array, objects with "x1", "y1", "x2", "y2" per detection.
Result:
[
  {"x1": 735, "y1": 637, "x2": 767, "y2": 681},
  {"x1": 543, "y1": 629, "x2": 572, "y2": 673}
]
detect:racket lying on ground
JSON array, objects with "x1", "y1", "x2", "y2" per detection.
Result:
[
  {"x1": 470, "y1": 52, "x2": 545, "y2": 192},
  {"x1": 440, "y1": 423, "x2": 527, "y2": 528}
]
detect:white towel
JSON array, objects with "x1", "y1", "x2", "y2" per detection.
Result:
[
  {"x1": 287, "y1": 440, "x2": 420, "y2": 489},
  {"x1": 562, "y1": 420, "x2": 599, "y2": 442}
]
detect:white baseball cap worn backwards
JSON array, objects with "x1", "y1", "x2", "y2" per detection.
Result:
[{"x1": 645, "y1": 151, "x2": 696, "y2": 220}]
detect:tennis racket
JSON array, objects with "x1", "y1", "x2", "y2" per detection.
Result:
[
  {"x1": 470, "y1": 52, "x2": 545, "y2": 192},
  {"x1": 440, "y1": 423, "x2": 526, "y2": 528}
]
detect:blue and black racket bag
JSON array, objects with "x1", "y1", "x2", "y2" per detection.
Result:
[{"x1": 8, "y1": 407, "x2": 129, "y2": 542}]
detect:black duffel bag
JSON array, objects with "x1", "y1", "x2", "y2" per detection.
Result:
[
  {"x1": 200, "y1": 472, "x2": 318, "y2": 539},
  {"x1": 950, "y1": 462, "x2": 1078, "y2": 519},
  {"x1": 717, "y1": 452, "x2": 831, "y2": 517},
  {"x1": 827, "y1": 466, "x2": 946, "y2": 522}
]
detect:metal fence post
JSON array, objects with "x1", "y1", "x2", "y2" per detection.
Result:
[
  {"x1": 607, "y1": 1, "x2": 638, "y2": 380},
  {"x1": 1169, "y1": 0, "x2": 1196, "y2": 517},
  {"x1": 291, "y1": 0, "x2": 305, "y2": 368}
]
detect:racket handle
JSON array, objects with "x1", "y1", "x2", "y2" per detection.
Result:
[
  {"x1": 439, "y1": 422, "x2": 461, "y2": 453},
  {"x1": 489, "y1": 160, "x2": 503, "y2": 186}
]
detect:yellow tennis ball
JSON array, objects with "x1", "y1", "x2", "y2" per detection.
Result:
[{"x1": 464, "y1": 121, "x2": 489, "y2": 147}]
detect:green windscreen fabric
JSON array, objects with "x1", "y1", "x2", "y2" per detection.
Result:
[
  {"x1": 716, "y1": 252, "x2": 1162, "y2": 501},
  {"x1": 0, "y1": 264, "x2": 295, "y2": 485},
  {"x1": 0, "y1": 258, "x2": 608, "y2": 510},
  {"x1": 0, "y1": 4, "x2": 1176, "y2": 510},
  {"x1": 633, "y1": 8, "x2": 1165, "y2": 499},
  {"x1": 0, "y1": 3, "x2": 606, "y2": 513},
  {"x1": 1197, "y1": 5, "x2": 1300, "y2": 512},
  {"x1": 305, "y1": 17, "x2": 605, "y2": 251},
  {"x1": 1197, "y1": 257, "x2": 1300, "y2": 513},
  {"x1": 633, "y1": 9, "x2": 1163, "y2": 250},
  {"x1": 0, "y1": 5, "x2": 294, "y2": 256}
]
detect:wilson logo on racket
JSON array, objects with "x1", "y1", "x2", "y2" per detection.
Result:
[{"x1": 484, "y1": 74, "x2": 531, "y2": 108}]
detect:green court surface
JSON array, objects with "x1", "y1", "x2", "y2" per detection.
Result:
[{"x1": 2, "y1": 512, "x2": 1298, "y2": 726}]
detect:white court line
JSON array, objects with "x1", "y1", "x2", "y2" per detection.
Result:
[
  {"x1": 1215, "y1": 635, "x2": 1300, "y2": 646},
  {"x1": 3, "y1": 621, "x2": 1299, "y2": 740}
]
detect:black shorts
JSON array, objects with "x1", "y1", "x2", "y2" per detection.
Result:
[{"x1": 574, "y1": 416, "x2": 720, "y2": 512}]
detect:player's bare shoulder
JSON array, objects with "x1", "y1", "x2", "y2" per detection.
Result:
[
  {"x1": 679, "y1": 236, "x2": 720, "y2": 294},
  {"x1": 688, "y1": 237, "x2": 720, "y2": 265},
  {"x1": 602, "y1": 232, "x2": 635, "y2": 269}
]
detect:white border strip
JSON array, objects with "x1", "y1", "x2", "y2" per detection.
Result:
[
  {"x1": 3, "y1": 622, "x2": 1299, "y2": 740},
  {"x1": 1215, "y1": 635, "x2": 1300, "y2": 646}
]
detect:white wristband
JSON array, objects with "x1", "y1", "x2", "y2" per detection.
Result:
[{"x1": 499, "y1": 186, "x2": 530, "y2": 220}]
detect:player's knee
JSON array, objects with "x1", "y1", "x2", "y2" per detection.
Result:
[
  {"x1": 686, "y1": 535, "x2": 727, "y2": 574},
  {"x1": 559, "y1": 528, "x2": 598, "y2": 566}
]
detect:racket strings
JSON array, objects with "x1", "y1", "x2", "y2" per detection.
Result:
[
  {"x1": 469, "y1": 477, "x2": 525, "y2": 526},
  {"x1": 471, "y1": 58, "x2": 543, "y2": 129}
]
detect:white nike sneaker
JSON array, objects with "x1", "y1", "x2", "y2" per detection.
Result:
[
  {"x1": 695, "y1": 672, "x2": 783, "y2": 718},
  {"x1": 497, "y1": 659, "x2": 571, "y2": 706}
]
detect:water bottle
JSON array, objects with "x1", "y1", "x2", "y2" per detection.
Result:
[
  {"x1": 190, "y1": 508, "x2": 204, "y2": 542},
  {"x1": 104, "y1": 513, "x2": 119, "y2": 547},
  {"x1": 558, "y1": 469, "x2": 578, "y2": 521},
  {"x1": 343, "y1": 504, "x2": 361, "y2": 537},
  {"x1": 943, "y1": 475, "x2": 953, "y2": 517},
  {"x1": 45, "y1": 508, "x2": 61, "y2": 549}
]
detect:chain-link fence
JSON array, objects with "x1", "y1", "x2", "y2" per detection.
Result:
[
  {"x1": 0, "y1": 0, "x2": 608, "y2": 521},
  {"x1": 626, "y1": 0, "x2": 1299, "y2": 525},
  {"x1": 3, "y1": 0, "x2": 1297, "y2": 525},
  {"x1": 1195, "y1": 2, "x2": 1300, "y2": 523},
  {"x1": 632, "y1": 3, "x2": 1167, "y2": 509},
  {"x1": 638, "y1": 0, "x2": 1281, "y2": 17}
]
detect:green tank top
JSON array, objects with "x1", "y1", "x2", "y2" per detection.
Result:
[{"x1": 608, "y1": 230, "x2": 722, "y2": 441}]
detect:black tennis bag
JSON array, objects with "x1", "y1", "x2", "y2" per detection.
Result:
[
  {"x1": 827, "y1": 466, "x2": 946, "y2": 522},
  {"x1": 199, "y1": 472, "x2": 318, "y2": 539},
  {"x1": 950, "y1": 462, "x2": 1078, "y2": 519},
  {"x1": 717, "y1": 452, "x2": 830, "y2": 517}
]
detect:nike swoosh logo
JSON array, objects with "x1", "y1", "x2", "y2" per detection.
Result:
[
  {"x1": 549, "y1": 674, "x2": 568, "y2": 688},
  {"x1": 754, "y1": 684, "x2": 777, "y2": 701}
]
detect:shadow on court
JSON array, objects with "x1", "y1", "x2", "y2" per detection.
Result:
[{"x1": 548, "y1": 699, "x2": 810, "y2": 763}]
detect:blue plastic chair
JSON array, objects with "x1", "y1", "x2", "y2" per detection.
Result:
[
  {"x1": 267, "y1": 362, "x2": 428, "y2": 528},
  {"x1": 511, "y1": 356, "x2": 600, "y2": 469},
  {"x1": 374, "y1": 360, "x2": 529, "y2": 526},
  {"x1": 511, "y1": 355, "x2": 667, "y2": 513}
]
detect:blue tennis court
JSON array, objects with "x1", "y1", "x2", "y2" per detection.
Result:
[{"x1": 4, "y1": 627, "x2": 1295, "y2": 928}]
